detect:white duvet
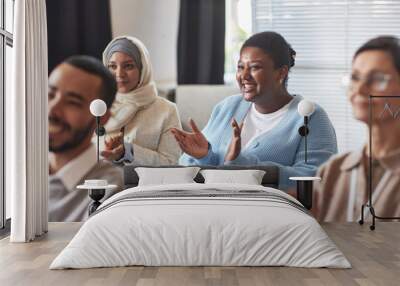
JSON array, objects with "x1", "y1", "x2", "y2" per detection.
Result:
[{"x1": 50, "y1": 183, "x2": 350, "y2": 269}]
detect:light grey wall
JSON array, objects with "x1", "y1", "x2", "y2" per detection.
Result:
[{"x1": 110, "y1": 0, "x2": 180, "y2": 86}]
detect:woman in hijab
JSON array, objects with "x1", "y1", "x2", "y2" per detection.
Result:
[{"x1": 101, "y1": 36, "x2": 181, "y2": 165}]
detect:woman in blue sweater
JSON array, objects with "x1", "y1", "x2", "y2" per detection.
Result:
[{"x1": 171, "y1": 31, "x2": 337, "y2": 190}]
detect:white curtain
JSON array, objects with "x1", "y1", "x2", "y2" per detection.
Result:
[{"x1": 8, "y1": 0, "x2": 48, "y2": 242}]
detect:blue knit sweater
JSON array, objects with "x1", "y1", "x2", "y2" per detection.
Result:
[{"x1": 179, "y1": 94, "x2": 338, "y2": 190}]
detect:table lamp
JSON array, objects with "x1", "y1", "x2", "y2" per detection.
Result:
[
  {"x1": 290, "y1": 99, "x2": 320, "y2": 210},
  {"x1": 84, "y1": 99, "x2": 110, "y2": 215}
]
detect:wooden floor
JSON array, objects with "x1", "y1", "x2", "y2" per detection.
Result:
[{"x1": 0, "y1": 222, "x2": 399, "y2": 286}]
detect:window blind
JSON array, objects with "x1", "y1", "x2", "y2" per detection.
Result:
[{"x1": 251, "y1": 0, "x2": 400, "y2": 152}]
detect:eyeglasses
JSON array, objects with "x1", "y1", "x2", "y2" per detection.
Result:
[{"x1": 342, "y1": 72, "x2": 392, "y2": 93}]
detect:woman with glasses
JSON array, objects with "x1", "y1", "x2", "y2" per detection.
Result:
[
  {"x1": 314, "y1": 36, "x2": 400, "y2": 222},
  {"x1": 172, "y1": 31, "x2": 338, "y2": 191},
  {"x1": 100, "y1": 36, "x2": 182, "y2": 165}
]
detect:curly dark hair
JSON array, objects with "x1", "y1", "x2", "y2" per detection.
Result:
[{"x1": 241, "y1": 31, "x2": 296, "y2": 87}]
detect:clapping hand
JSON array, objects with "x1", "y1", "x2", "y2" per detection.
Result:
[
  {"x1": 101, "y1": 127, "x2": 125, "y2": 161},
  {"x1": 224, "y1": 119, "x2": 243, "y2": 162},
  {"x1": 170, "y1": 119, "x2": 209, "y2": 159}
]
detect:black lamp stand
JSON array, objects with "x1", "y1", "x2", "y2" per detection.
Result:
[
  {"x1": 88, "y1": 117, "x2": 106, "y2": 215},
  {"x1": 358, "y1": 95, "x2": 400, "y2": 230},
  {"x1": 94, "y1": 116, "x2": 106, "y2": 163},
  {"x1": 291, "y1": 116, "x2": 317, "y2": 210},
  {"x1": 298, "y1": 116, "x2": 309, "y2": 163}
]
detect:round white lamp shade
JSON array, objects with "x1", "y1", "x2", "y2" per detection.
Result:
[
  {"x1": 90, "y1": 99, "x2": 107, "y2": 117},
  {"x1": 297, "y1": 100, "x2": 315, "y2": 117}
]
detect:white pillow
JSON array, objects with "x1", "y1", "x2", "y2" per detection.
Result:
[
  {"x1": 135, "y1": 167, "x2": 201, "y2": 186},
  {"x1": 200, "y1": 169, "x2": 266, "y2": 185}
]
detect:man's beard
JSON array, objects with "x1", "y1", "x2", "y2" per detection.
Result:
[{"x1": 49, "y1": 117, "x2": 95, "y2": 153}]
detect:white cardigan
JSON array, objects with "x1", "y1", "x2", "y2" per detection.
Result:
[{"x1": 104, "y1": 97, "x2": 182, "y2": 165}]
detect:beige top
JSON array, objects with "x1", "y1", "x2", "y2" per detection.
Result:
[
  {"x1": 103, "y1": 96, "x2": 182, "y2": 165},
  {"x1": 313, "y1": 147, "x2": 400, "y2": 222}
]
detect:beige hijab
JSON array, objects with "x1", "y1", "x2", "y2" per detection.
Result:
[{"x1": 102, "y1": 36, "x2": 158, "y2": 133}]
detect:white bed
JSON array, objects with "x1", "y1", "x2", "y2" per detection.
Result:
[{"x1": 50, "y1": 183, "x2": 350, "y2": 269}]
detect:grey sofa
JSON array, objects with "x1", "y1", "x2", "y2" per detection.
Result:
[{"x1": 175, "y1": 84, "x2": 240, "y2": 131}]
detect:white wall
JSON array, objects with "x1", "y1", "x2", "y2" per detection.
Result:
[{"x1": 110, "y1": 0, "x2": 180, "y2": 86}]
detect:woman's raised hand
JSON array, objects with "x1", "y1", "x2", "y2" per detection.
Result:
[
  {"x1": 101, "y1": 127, "x2": 125, "y2": 161},
  {"x1": 170, "y1": 119, "x2": 209, "y2": 159},
  {"x1": 224, "y1": 119, "x2": 243, "y2": 162}
]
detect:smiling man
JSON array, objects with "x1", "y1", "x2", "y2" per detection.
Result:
[{"x1": 48, "y1": 55, "x2": 123, "y2": 222}]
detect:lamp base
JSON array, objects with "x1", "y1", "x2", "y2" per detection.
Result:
[
  {"x1": 289, "y1": 177, "x2": 321, "y2": 210},
  {"x1": 296, "y1": 181, "x2": 313, "y2": 210},
  {"x1": 88, "y1": 189, "x2": 105, "y2": 215}
]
